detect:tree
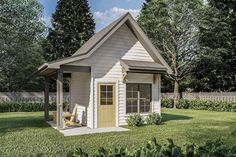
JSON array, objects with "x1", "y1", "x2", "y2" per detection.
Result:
[
  {"x1": 44, "y1": 0, "x2": 95, "y2": 61},
  {"x1": 190, "y1": 0, "x2": 236, "y2": 91},
  {"x1": 142, "y1": 0, "x2": 152, "y2": 10},
  {"x1": 0, "y1": 0, "x2": 45, "y2": 91},
  {"x1": 138, "y1": 0, "x2": 203, "y2": 107}
]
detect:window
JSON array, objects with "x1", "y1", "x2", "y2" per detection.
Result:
[
  {"x1": 126, "y1": 84, "x2": 152, "y2": 113},
  {"x1": 100, "y1": 84, "x2": 114, "y2": 105}
]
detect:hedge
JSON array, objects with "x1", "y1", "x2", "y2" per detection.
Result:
[
  {"x1": 0, "y1": 102, "x2": 56, "y2": 112},
  {"x1": 162, "y1": 98, "x2": 236, "y2": 112}
]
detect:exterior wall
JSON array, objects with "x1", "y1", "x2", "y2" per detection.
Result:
[
  {"x1": 68, "y1": 23, "x2": 161, "y2": 128},
  {"x1": 118, "y1": 73, "x2": 161, "y2": 125},
  {"x1": 70, "y1": 72, "x2": 92, "y2": 127}
]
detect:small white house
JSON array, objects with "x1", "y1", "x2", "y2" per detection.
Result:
[{"x1": 37, "y1": 13, "x2": 172, "y2": 129}]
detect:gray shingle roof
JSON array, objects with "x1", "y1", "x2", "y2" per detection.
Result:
[{"x1": 120, "y1": 59, "x2": 167, "y2": 73}]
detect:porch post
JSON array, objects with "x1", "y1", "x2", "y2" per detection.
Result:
[
  {"x1": 57, "y1": 69, "x2": 63, "y2": 129},
  {"x1": 44, "y1": 76, "x2": 49, "y2": 121}
]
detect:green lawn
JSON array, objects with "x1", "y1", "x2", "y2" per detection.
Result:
[{"x1": 0, "y1": 109, "x2": 235, "y2": 156}]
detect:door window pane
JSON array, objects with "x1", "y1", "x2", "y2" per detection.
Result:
[
  {"x1": 107, "y1": 85, "x2": 113, "y2": 92},
  {"x1": 106, "y1": 98, "x2": 113, "y2": 105},
  {"x1": 100, "y1": 85, "x2": 114, "y2": 105},
  {"x1": 101, "y1": 92, "x2": 106, "y2": 98},
  {"x1": 100, "y1": 98, "x2": 106, "y2": 105},
  {"x1": 107, "y1": 92, "x2": 113, "y2": 98}
]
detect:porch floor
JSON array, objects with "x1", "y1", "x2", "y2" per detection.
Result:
[{"x1": 47, "y1": 121, "x2": 129, "y2": 136}]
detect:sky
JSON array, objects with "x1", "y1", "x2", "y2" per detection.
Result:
[{"x1": 39, "y1": 0, "x2": 145, "y2": 32}]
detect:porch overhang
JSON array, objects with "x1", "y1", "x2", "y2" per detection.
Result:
[
  {"x1": 120, "y1": 59, "x2": 167, "y2": 74},
  {"x1": 37, "y1": 64, "x2": 91, "y2": 76}
]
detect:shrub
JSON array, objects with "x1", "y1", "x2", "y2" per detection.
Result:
[
  {"x1": 162, "y1": 98, "x2": 236, "y2": 112},
  {"x1": 145, "y1": 112, "x2": 162, "y2": 125},
  {"x1": 0, "y1": 102, "x2": 56, "y2": 112},
  {"x1": 126, "y1": 114, "x2": 144, "y2": 127},
  {"x1": 161, "y1": 98, "x2": 174, "y2": 108},
  {"x1": 178, "y1": 99, "x2": 190, "y2": 109}
]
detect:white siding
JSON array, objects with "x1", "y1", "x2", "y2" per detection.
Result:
[
  {"x1": 70, "y1": 72, "x2": 92, "y2": 127},
  {"x1": 118, "y1": 73, "x2": 161, "y2": 125},
  {"x1": 68, "y1": 24, "x2": 160, "y2": 128}
]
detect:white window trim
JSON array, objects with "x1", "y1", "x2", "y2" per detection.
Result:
[{"x1": 125, "y1": 83, "x2": 153, "y2": 115}]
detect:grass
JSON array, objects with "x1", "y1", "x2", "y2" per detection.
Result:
[{"x1": 0, "y1": 108, "x2": 235, "y2": 156}]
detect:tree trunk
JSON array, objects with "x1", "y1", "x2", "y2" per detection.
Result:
[{"x1": 173, "y1": 80, "x2": 179, "y2": 108}]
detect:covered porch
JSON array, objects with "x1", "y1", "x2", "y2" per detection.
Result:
[{"x1": 39, "y1": 64, "x2": 91, "y2": 129}]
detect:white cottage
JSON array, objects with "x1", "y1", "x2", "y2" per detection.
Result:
[{"x1": 38, "y1": 13, "x2": 172, "y2": 129}]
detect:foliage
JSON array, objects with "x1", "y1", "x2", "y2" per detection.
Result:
[
  {"x1": 68, "y1": 138, "x2": 236, "y2": 157},
  {"x1": 0, "y1": 102, "x2": 56, "y2": 112},
  {"x1": 44, "y1": 0, "x2": 95, "y2": 61},
  {"x1": 190, "y1": 0, "x2": 236, "y2": 92},
  {"x1": 162, "y1": 98, "x2": 174, "y2": 108},
  {"x1": 140, "y1": 0, "x2": 236, "y2": 93},
  {"x1": 68, "y1": 138, "x2": 184, "y2": 157},
  {"x1": 197, "y1": 139, "x2": 236, "y2": 157},
  {"x1": 0, "y1": 109, "x2": 235, "y2": 156},
  {"x1": 162, "y1": 98, "x2": 236, "y2": 112},
  {"x1": 231, "y1": 130, "x2": 236, "y2": 137},
  {"x1": 145, "y1": 112, "x2": 162, "y2": 125},
  {"x1": 68, "y1": 148, "x2": 89, "y2": 157},
  {"x1": 126, "y1": 114, "x2": 144, "y2": 127},
  {"x1": 0, "y1": 0, "x2": 45, "y2": 92},
  {"x1": 138, "y1": 0, "x2": 203, "y2": 107}
]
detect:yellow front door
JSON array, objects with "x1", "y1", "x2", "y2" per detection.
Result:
[{"x1": 98, "y1": 83, "x2": 116, "y2": 128}]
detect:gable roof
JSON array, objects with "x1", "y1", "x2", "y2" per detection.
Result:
[
  {"x1": 72, "y1": 13, "x2": 127, "y2": 57},
  {"x1": 38, "y1": 12, "x2": 172, "y2": 76}
]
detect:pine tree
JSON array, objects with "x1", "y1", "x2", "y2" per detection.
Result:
[{"x1": 45, "y1": 0, "x2": 95, "y2": 61}]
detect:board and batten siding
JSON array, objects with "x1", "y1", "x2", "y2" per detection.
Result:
[{"x1": 68, "y1": 23, "x2": 161, "y2": 127}]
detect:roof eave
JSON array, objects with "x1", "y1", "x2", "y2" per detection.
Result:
[{"x1": 36, "y1": 63, "x2": 58, "y2": 76}]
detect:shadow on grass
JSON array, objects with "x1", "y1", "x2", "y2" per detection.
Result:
[
  {"x1": 161, "y1": 113, "x2": 192, "y2": 122},
  {"x1": 0, "y1": 115, "x2": 50, "y2": 135}
]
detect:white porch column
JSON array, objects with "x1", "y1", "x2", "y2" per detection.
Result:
[{"x1": 57, "y1": 69, "x2": 63, "y2": 129}]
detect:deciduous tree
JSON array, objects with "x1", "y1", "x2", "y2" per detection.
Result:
[
  {"x1": 0, "y1": 0, "x2": 45, "y2": 91},
  {"x1": 191, "y1": 0, "x2": 236, "y2": 91},
  {"x1": 138, "y1": 0, "x2": 203, "y2": 107}
]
